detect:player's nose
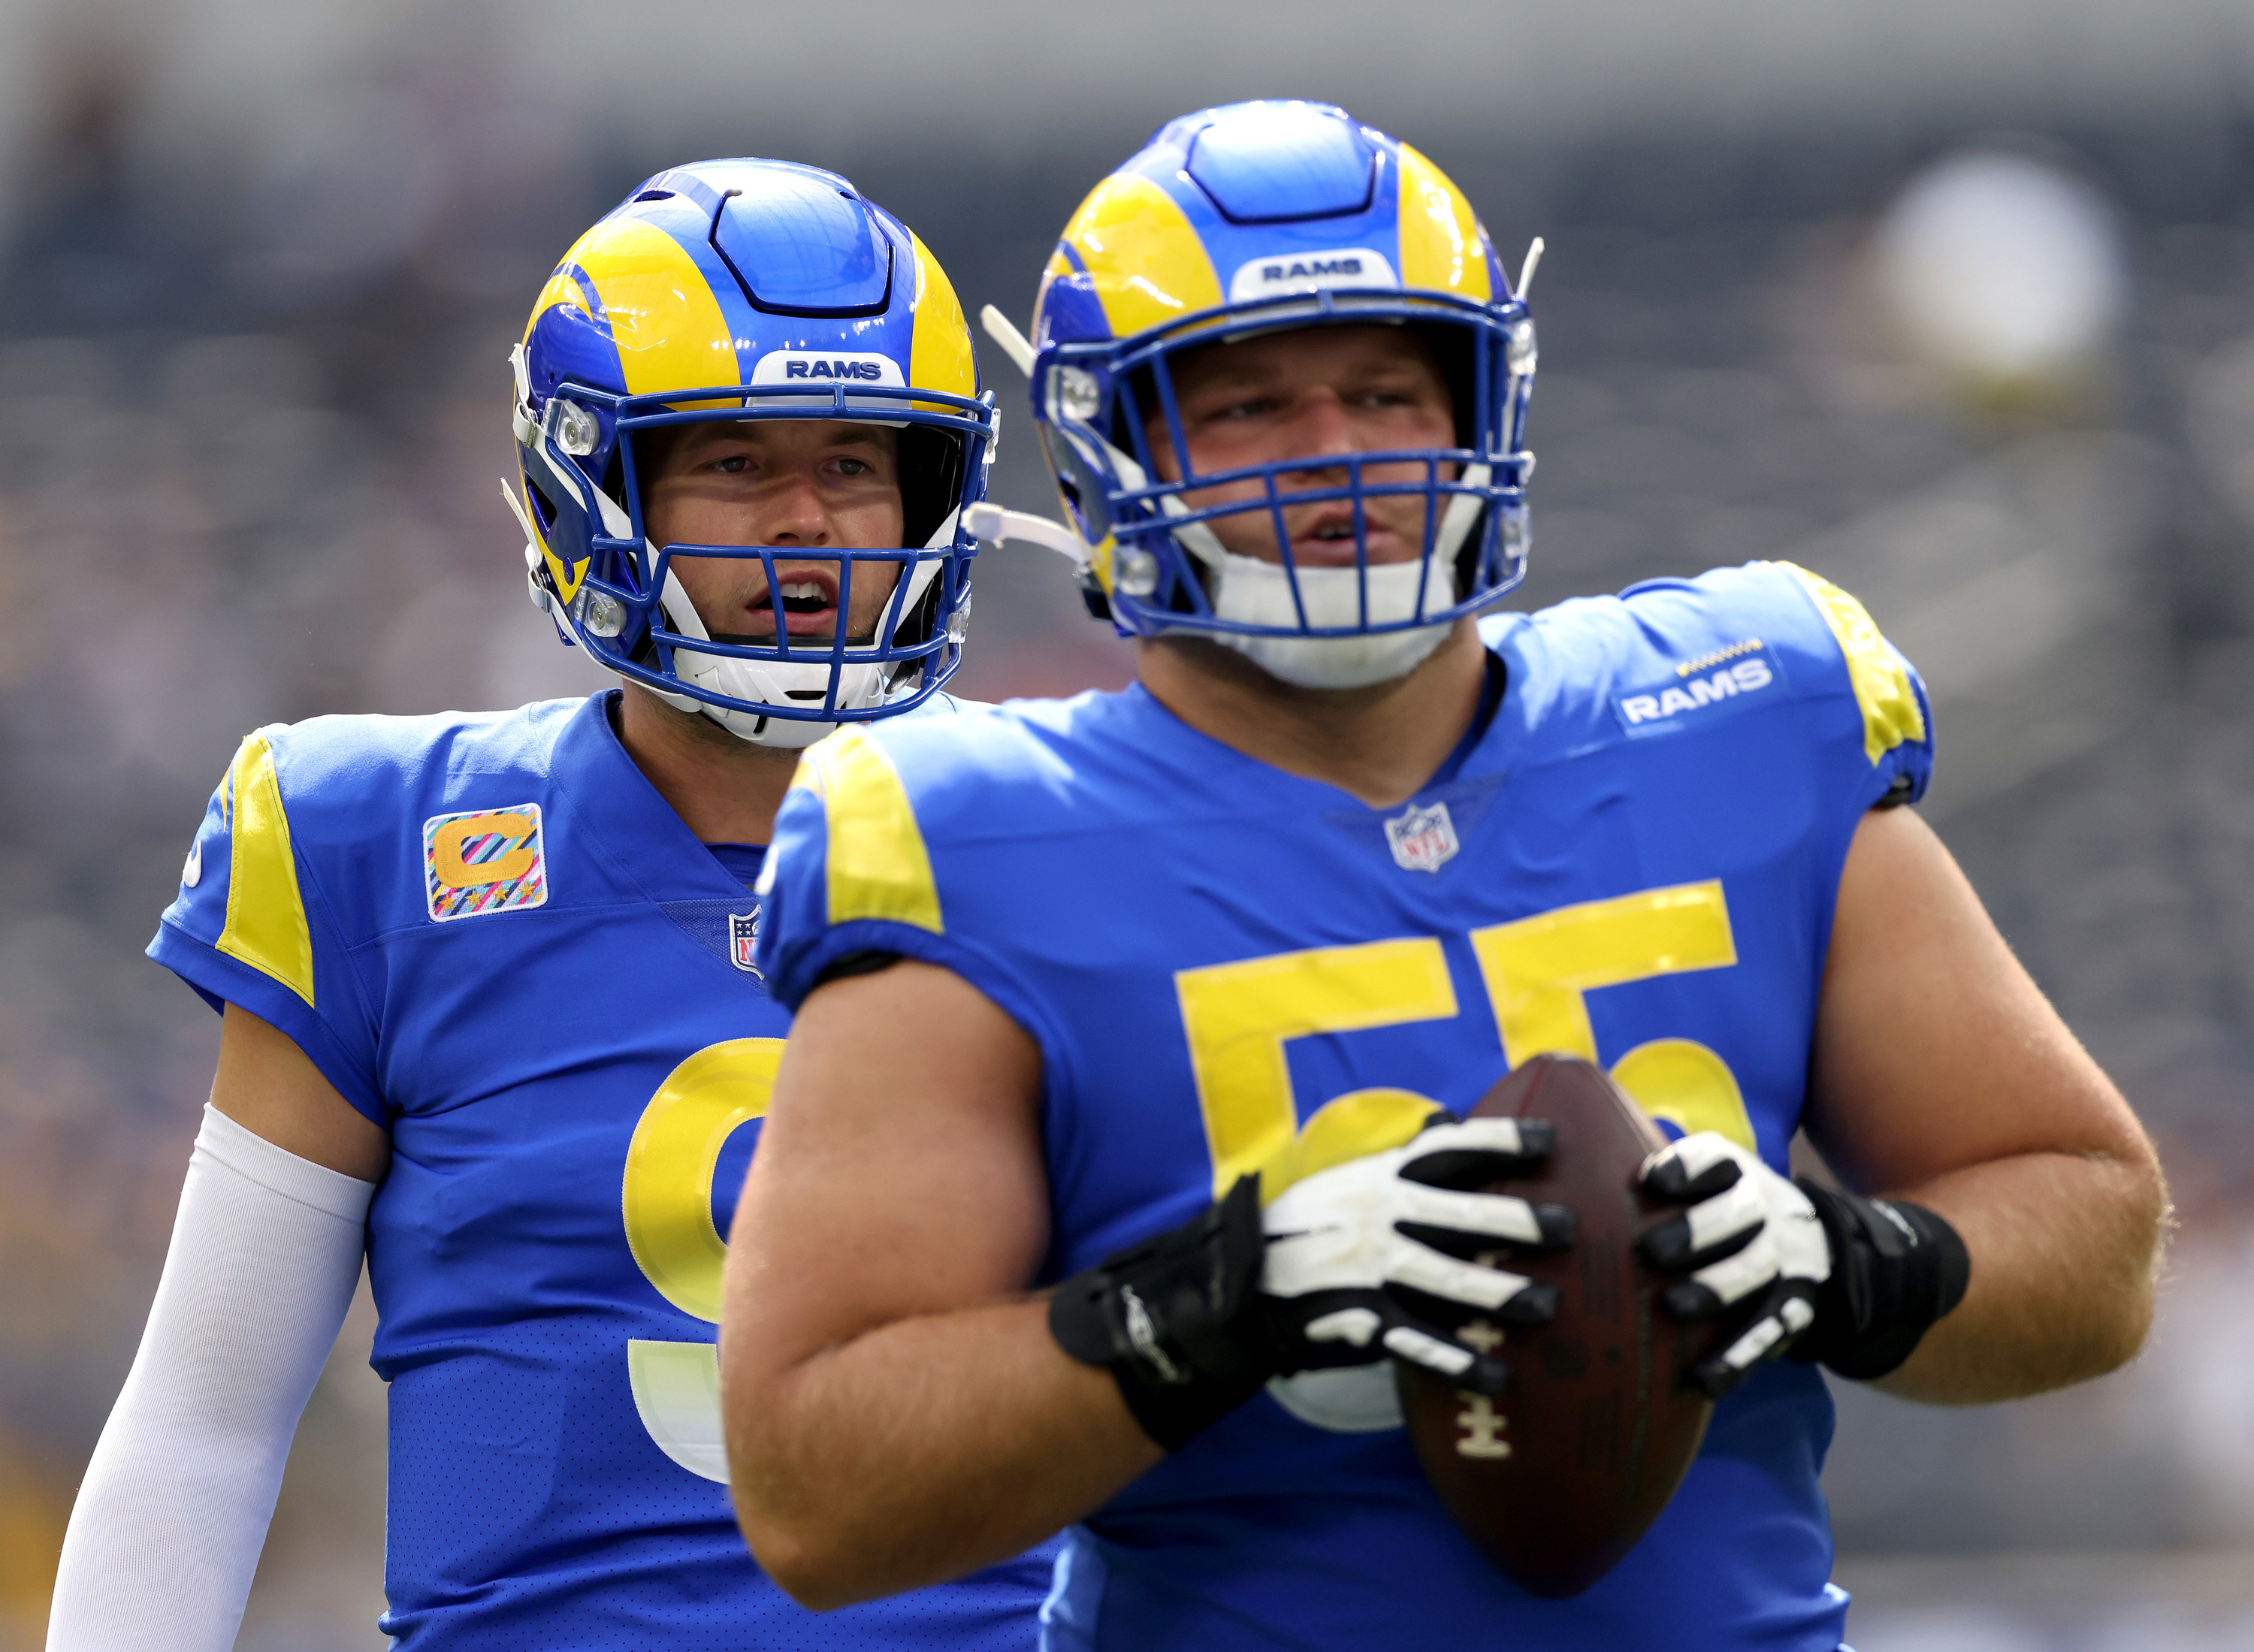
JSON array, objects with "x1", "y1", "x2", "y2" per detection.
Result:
[
  {"x1": 751, "y1": 467, "x2": 832, "y2": 547},
  {"x1": 1279, "y1": 390, "x2": 1358, "y2": 479}
]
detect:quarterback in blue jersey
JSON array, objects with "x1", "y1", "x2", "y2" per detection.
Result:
[
  {"x1": 47, "y1": 161, "x2": 1053, "y2": 1650},
  {"x1": 722, "y1": 104, "x2": 2169, "y2": 1651}
]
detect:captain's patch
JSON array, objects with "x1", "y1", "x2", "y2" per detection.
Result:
[
  {"x1": 1613, "y1": 643, "x2": 1787, "y2": 736},
  {"x1": 424, "y1": 804, "x2": 549, "y2": 923}
]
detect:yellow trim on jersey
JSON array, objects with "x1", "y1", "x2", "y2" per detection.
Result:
[
  {"x1": 1775, "y1": 561, "x2": 1926, "y2": 765},
  {"x1": 907, "y1": 231, "x2": 977, "y2": 412},
  {"x1": 1396, "y1": 144, "x2": 1492, "y2": 301},
  {"x1": 216, "y1": 732, "x2": 316, "y2": 1008},
  {"x1": 1176, "y1": 938, "x2": 1458, "y2": 1197},
  {"x1": 798, "y1": 727, "x2": 943, "y2": 932},
  {"x1": 1061, "y1": 173, "x2": 1225, "y2": 341},
  {"x1": 561, "y1": 217, "x2": 741, "y2": 408}
]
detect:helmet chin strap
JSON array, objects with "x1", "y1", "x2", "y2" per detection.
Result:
[
  {"x1": 633, "y1": 506, "x2": 961, "y2": 750},
  {"x1": 1101, "y1": 437, "x2": 1490, "y2": 690}
]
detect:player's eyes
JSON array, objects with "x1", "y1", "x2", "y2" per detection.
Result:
[
  {"x1": 710, "y1": 455, "x2": 752, "y2": 475},
  {"x1": 832, "y1": 456, "x2": 872, "y2": 476}
]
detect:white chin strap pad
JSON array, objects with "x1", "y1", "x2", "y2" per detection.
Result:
[
  {"x1": 1207, "y1": 554, "x2": 1457, "y2": 690},
  {"x1": 633, "y1": 509, "x2": 962, "y2": 748},
  {"x1": 1106, "y1": 433, "x2": 1481, "y2": 690}
]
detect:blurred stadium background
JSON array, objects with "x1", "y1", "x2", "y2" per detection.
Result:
[{"x1": 4, "y1": 2, "x2": 2254, "y2": 1646}]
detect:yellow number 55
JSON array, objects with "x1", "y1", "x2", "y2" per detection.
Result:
[{"x1": 1178, "y1": 880, "x2": 1758, "y2": 1203}]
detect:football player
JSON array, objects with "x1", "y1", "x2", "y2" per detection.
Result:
[
  {"x1": 46, "y1": 160, "x2": 1053, "y2": 1650},
  {"x1": 721, "y1": 104, "x2": 2169, "y2": 1650}
]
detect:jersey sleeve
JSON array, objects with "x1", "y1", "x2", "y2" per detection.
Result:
[
  {"x1": 147, "y1": 729, "x2": 386, "y2": 1126},
  {"x1": 757, "y1": 724, "x2": 1074, "y2": 1071},
  {"x1": 1769, "y1": 560, "x2": 1935, "y2": 811}
]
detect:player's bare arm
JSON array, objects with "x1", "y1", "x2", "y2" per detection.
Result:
[
  {"x1": 721, "y1": 960, "x2": 1160, "y2": 1608},
  {"x1": 212, "y1": 1004, "x2": 391, "y2": 1180},
  {"x1": 725, "y1": 949, "x2": 1558, "y2": 1608},
  {"x1": 1806, "y1": 805, "x2": 2168, "y2": 1403}
]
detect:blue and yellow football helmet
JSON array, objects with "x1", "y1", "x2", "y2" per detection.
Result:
[
  {"x1": 509, "y1": 159, "x2": 993, "y2": 744},
  {"x1": 990, "y1": 101, "x2": 1536, "y2": 690}
]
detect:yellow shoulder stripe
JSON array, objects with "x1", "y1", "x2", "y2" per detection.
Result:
[
  {"x1": 1062, "y1": 172, "x2": 1223, "y2": 340},
  {"x1": 1775, "y1": 561, "x2": 1926, "y2": 765},
  {"x1": 216, "y1": 732, "x2": 316, "y2": 1007},
  {"x1": 796, "y1": 728, "x2": 943, "y2": 933}
]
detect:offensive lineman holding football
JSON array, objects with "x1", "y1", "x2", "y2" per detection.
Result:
[
  {"x1": 46, "y1": 161, "x2": 1053, "y2": 1649},
  {"x1": 723, "y1": 104, "x2": 2168, "y2": 1650}
]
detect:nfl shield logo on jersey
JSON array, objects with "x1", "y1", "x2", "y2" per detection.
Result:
[
  {"x1": 1384, "y1": 800, "x2": 1460, "y2": 873},
  {"x1": 730, "y1": 909, "x2": 763, "y2": 977}
]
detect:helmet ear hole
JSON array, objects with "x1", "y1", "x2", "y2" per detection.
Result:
[
  {"x1": 887, "y1": 561, "x2": 949, "y2": 654},
  {"x1": 1407, "y1": 322, "x2": 1479, "y2": 453},
  {"x1": 1452, "y1": 507, "x2": 1488, "y2": 603},
  {"x1": 524, "y1": 473, "x2": 560, "y2": 533},
  {"x1": 1113, "y1": 365, "x2": 1156, "y2": 459},
  {"x1": 898, "y1": 425, "x2": 965, "y2": 551},
  {"x1": 602, "y1": 448, "x2": 629, "y2": 518}
]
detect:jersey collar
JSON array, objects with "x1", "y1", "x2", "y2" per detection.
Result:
[
  {"x1": 545, "y1": 690, "x2": 754, "y2": 904},
  {"x1": 1116, "y1": 627, "x2": 1530, "y2": 814}
]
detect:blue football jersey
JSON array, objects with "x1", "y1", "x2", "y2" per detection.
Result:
[
  {"x1": 760, "y1": 562, "x2": 1935, "y2": 1652},
  {"x1": 150, "y1": 688, "x2": 1054, "y2": 1650}
]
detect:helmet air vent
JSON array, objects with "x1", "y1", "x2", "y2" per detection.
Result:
[
  {"x1": 706, "y1": 164, "x2": 894, "y2": 319},
  {"x1": 1184, "y1": 101, "x2": 1377, "y2": 225}
]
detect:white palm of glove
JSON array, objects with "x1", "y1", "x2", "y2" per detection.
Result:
[
  {"x1": 1260, "y1": 1117, "x2": 1569, "y2": 1392},
  {"x1": 1639, "y1": 1130, "x2": 1833, "y2": 1395}
]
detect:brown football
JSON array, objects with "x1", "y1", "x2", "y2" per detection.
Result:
[{"x1": 1394, "y1": 1054, "x2": 1718, "y2": 1597}]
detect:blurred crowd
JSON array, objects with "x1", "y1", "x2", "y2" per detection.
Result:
[{"x1": 4, "y1": 20, "x2": 2254, "y2": 1652}]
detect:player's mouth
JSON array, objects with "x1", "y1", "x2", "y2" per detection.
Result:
[
  {"x1": 1284, "y1": 504, "x2": 1416, "y2": 569},
  {"x1": 737, "y1": 567, "x2": 845, "y2": 637}
]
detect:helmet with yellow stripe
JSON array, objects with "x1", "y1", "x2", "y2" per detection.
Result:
[
  {"x1": 1022, "y1": 102, "x2": 1535, "y2": 690},
  {"x1": 508, "y1": 159, "x2": 993, "y2": 744}
]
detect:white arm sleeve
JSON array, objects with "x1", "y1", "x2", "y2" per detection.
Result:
[{"x1": 46, "y1": 1104, "x2": 376, "y2": 1652}]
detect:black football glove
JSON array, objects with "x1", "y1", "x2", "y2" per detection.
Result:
[
  {"x1": 1637, "y1": 1131, "x2": 1971, "y2": 1398},
  {"x1": 1048, "y1": 1119, "x2": 1574, "y2": 1450}
]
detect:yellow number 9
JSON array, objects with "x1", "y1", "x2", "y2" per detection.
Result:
[
  {"x1": 622, "y1": 1037, "x2": 783, "y2": 1322},
  {"x1": 621, "y1": 1037, "x2": 782, "y2": 1484}
]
